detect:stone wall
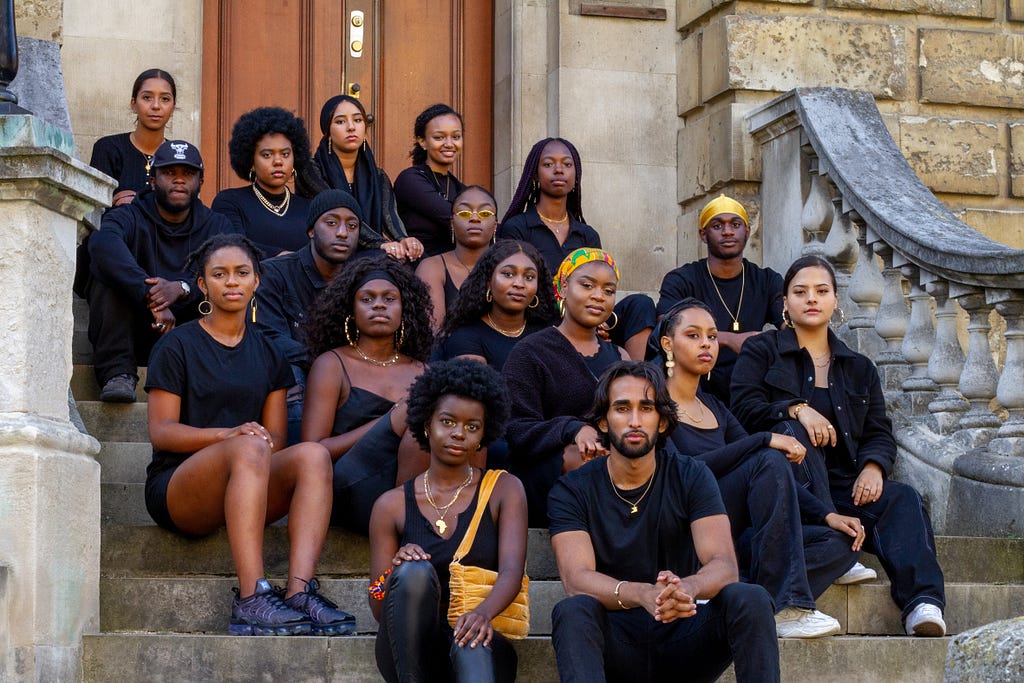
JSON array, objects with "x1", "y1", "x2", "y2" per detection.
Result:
[{"x1": 678, "y1": 0, "x2": 1024, "y2": 268}]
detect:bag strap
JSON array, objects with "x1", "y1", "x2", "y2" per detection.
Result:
[{"x1": 452, "y1": 469, "x2": 504, "y2": 563}]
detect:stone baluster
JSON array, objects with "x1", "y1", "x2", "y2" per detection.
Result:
[
  {"x1": 822, "y1": 196, "x2": 859, "y2": 340},
  {"x1": 899, "y1": 266, "x2": 938, "y2": 414},
  {"x1": 872, "y1": 244, "x2": 910, "y2": 390},
  {"x1": 988, "y1": 292, "x2": 1024, "y2": 455},
  {"x1": 800, "y1": 165, "x2": 832, "y2": 257},
  {"x1": 925, "y1": 279, "x2": 967, "y2": 434},
  {"x1": 846, "y1": 224, "x2": 885, "y2": 358},
  {"x1": 953, "y1": 287, "x2": 1001, "y2": 433}
]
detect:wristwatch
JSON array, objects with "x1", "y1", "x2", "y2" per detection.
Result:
[{"x1": 179, "y1": 280, "x2": 191, "y2": 297}]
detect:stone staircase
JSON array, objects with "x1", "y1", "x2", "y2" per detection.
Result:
[{"x1": 72, "y1": 303, "x2": 1024, "y2": 682}]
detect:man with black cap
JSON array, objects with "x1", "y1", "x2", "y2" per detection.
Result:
[
  {"x1": 654, "y1": 194, "x2": 784, "y2": 403},
  {"x1": 87, "y1": 139, "x2": 233, "y2": 402},
  {"x1": 255, "y1": 188, "x2": 363, "y2": 443}
]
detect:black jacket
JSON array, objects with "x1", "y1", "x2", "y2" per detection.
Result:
[
  {"x1": 729, "y1": 327, "x2": 896, "y2": 479},
  {"x1": 255, "y1": 244, "x2": 328, "y2": 371}
]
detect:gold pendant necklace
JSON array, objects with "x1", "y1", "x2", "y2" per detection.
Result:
[
  {"x1": 253, "y1": 183, "x2": 292, "y2": 216},
  {"x1": 678, "y1": 399, "x2": 706, "y2": 424},
  {"x1": 352, "y1": 344, "x2": 400, "y2": 367},
  {"x1": 484, "y1": 313, "x2": 527, "y2": 338},
  {"x1": 608, "y1": 464, "x2": 656, "y2": 515},
  {"x1": 706, "y1": 260, "x2": 745, "y2": 332},
  {"x1": 424, "y1": 467, "x2": 473, "y2": 534}
]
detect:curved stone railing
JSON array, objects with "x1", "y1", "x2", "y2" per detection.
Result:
[{"x1": 746, "y1": 87, "x2": 1024, "y2": 537}]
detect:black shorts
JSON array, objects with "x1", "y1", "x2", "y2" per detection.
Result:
[{"x1": 144, "y1": 464, "x2": 191, "y2": 535}]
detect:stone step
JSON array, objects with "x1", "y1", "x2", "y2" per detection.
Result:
[
  {"x1": 72, "y1": 365, "x2": 148, "y2": 403},
  {"x1": 82, "y1": 633, "x2": 949, "y2": 683},
  {"x1": 98, "y1": 575, "x2": 1023, "y2": 638},
  {"x1": 79, "y1": 401, "x2": 149, "y2": 442},
  {"x1": 99, "y1": 523, "x2": 1022, "y2": 585}
]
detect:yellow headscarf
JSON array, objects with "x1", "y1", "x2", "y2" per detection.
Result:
[
  {"x1": 699, "y1": 194, "x2": 749, "y2": 229},
  {"x1": 553, "y1": 248, "x2": 620, "y2": 302}
]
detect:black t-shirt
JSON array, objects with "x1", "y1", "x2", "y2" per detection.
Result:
[
  {"x1": 89, "y1": 132, "x2": 152, "y2": 195},
  {"x1": 144, "y1": 320, "x2": 294, "y2": 477},
  {"x1": 548, "y1": 448, "x2": 726, "y2": 581},
  {"x1": 210, "y1": 186, "x2": 311, "y2": 258},
  {"x1": 434, "y1": 319, "x2": 549, "y2": 371}
]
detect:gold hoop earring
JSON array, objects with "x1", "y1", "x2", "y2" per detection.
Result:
[
  {"x1": 830, "y1": 307, "x2": 847, "y2": 330},
  {"x1": 395, "y1": 320, "x2": 406, "y2": 350},
  {"x1": 664, "y1": 350, "x2": 675, "y2": 378},
  {"x1": 486, "y1": 289, "x2": 493, "y2": 303},
  {"x1": 250, "y1": 297, "x2": 258, "y2": 323},
  {"x1": 198, "y1": 298, "x2": 213, "y2": 316},
  {"x1": 557, "y1": 300, "x2": 565, "y2": 317},
  {"x1": 248, "y1": 169, "x2": 256, "y2": 184},
  {"x1": 345, "y1": 315, "x2": 358, "y2": 347},
  {"x1": 783, "y1": 309, "x2": 793, "y2": 328},
  {"x1": 528, "y1": 295, "x2": 540, "y2": 309},
  {"x1": 605, "y1": 312, "x2": 619, "y2": 331}
]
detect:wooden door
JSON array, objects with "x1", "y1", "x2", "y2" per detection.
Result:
[{"x1": 200, "y1": 0, "x2": 493, "y2": 203}]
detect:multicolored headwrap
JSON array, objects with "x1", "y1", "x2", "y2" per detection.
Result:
[
  {"x1": 699, "y1": 194, "x2": 749, "y2": 230},
  {"x1": 553, "y1": 248, "x2": 621, "y2": 302}
]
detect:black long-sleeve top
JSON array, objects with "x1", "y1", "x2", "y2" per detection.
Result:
[
  {"x1": 210, "y1": 185, "x2": 311, "y2": 259},
  {"x1": 254, "y1": 244, "x2": 328, "y2": 371},
  {"x1": 394, "y1": 164, "x2": 464, "y2": 257},
  {"x1": 498, "y1": 208, "x2": 602, "y2": 276}
]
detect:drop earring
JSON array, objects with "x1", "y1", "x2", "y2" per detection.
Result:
[
  {"x1": 665, "y1": 350, "x2": 675, "y2": 378},
  {"x1": 250, "y1": 297, "x2": 258, "y2": 323}
]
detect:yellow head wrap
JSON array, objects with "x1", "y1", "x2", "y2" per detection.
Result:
[
  {"x1": 699, "y1": 194, "x2": 749, "y2": 230},
  {"x1": 553, "y1": 248, "x2": 620, "y2": 302}
]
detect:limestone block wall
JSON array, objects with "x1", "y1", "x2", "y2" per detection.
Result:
[{"x1": 677, "y1": 0, "x2": 1024, "y2": 267}]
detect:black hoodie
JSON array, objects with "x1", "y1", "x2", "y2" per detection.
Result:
[{"x1": 89, "y1": 189, "x2": 234, "y2": 307}]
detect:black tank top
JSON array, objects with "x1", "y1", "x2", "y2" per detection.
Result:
[{"x1": 328, "y1": 349, "x2": 396, "y2": 435}]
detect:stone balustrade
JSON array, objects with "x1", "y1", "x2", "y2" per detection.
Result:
[{"x1": 746, "y1": 88, "x2": 1024, "y2": 537}]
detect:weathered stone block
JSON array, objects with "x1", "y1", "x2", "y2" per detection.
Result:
[
  {"x1": 677, "y1": 0, "x2": 811, "y2": 31},
  {"x1": 678, "y1": 103, "x2": 759, "y2": 201},
  {"x1": 1010, "y1": 0, "x2": 1024, "y2": 21},
  {"x1": 957, "y1": 209, "x2": 1024, "y2": 249},
  {"x1": 678, "y1": 31, "x2": 701, "y2": 115},
  {"x1": 898, "y1": 116, "x2": 1000, "y2": 196},
  {"x1": 828, "y1": 0, "x2": 994, "y2": 17},
  {"x1": 559, "y1": 6, "x2": 675, "y2": 75},
  {"x1": 945, "y1": 616, "x2": 1024, "y2": 682},
  {"x1": 1012, "y1": 124, "x2": 1024, "y2": 198},
  {"x1": 14, "y1": 0, "x2": 63, "y2": 42},
  {"x1": 702, "y1": 16, "x2": 908, "y2": 101},
  {"x1": 920, "y1": 29, "x2": 1024, "y2": 108},
  {"x1": 9, "y1": 38, "x2": 74, "y2": 139}
]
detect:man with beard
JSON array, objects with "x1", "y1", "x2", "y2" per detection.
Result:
[
  {"x1": 87, "y1": 140, "x2": 232, "y2": 402},
  {"x1": 547, "y1": 361, "x2": 779, "y2": 683},
  {"x1": 654, "y1": 195, "x2": 784, "y2": 402},
  {"x1": 254, "y1": 189, "x2": 362, "y2": 443}
]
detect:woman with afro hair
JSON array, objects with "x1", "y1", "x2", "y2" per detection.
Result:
[
  {"x1": 302, "y1": 254, "x2": 434, "y2": 534},
  {"x1": 498, "y1": 137, "x2": 656, "y2": 361},
  {"x1": 368, "y1": 358, "x2": 526, "y2": 682},
  {"x1": 211, "y1": 106, "x2": 321, "y2": 258}
]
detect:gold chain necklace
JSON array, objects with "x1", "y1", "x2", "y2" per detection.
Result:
[
  {"x1": 538, "y1": 209, "x2": 569, "y2": 223},
  {"x1": 352, "y1": 344, "x2": 400, "y2": 367},
  {"x1": 608, "y1": 464, "x2": 656, "y2": 515},
  {"x1": 484, "y1": 313, "x2": 527, "y2": 338},
  {"x1": 423, "y1": 467, "x2": 473, "y2": 534},
  {"x1": 678, "y1": 399, "x2": 706, "y2": 424},
  {"x1": 811, "y1": 351, "x2": 832, "y2": 368},
  {"x1": 706, "y1": 260, "x2": 745, "y2": 332},
  {"x1": 253, "y1": 183, "x2": 292, "y2": 216}
]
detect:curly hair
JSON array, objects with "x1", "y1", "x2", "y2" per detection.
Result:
[
  {"x1": 501, "y1": 137, "x2": 585, "y2": 224},
  {"x1": 583, "y1": 360, "x2": 678, "y2": 450},
  {"x1": 409, "y1": 103, "x2": 463, "y2": 165},
  {"x1": 437, "y1": 239, "x2": 557, "y2": 346},
  {"x1": 304, "y1": 253, "x2": 434, "y2": 361},
  {"x1": 185, "y1": 233, "x2": 264, "y2": 278},
  {"x1": 406, "y1": 358, "x2": 510, "y2": 450},
  {"x1": 227, "y1": 106, "x2": 319, "y2": 197}
]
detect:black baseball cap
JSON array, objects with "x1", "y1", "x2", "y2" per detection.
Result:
[{"x1": 149, "y1": 140, "x2": 204, "y2": 174}]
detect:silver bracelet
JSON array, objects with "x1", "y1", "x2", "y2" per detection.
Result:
[{"x1": 613, "y1": 580, "x2": 628, "y2": 609}]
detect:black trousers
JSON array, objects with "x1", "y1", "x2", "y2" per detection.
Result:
[
  {"x1": 375, "y1": 560, "x2": 517, "y2": 683},
  {"x1": 552, "y1": 583, "x2": 779, "y2": 683}
]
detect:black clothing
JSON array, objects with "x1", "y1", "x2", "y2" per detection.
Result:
[
  {"x1": 730, "y1": 327, "x2": 945, "y2": 618},
  {"x1": 547, "y1": 448, "x2": 779, "y2": 683},
  {"x1": 498, "y1": 207, "x2": 601, "y2": 276},
  {"x1": 394, "y1": 164, "x2": 465, "y2": 257},
  {"x1": 90, "y1": 132, "x2": 151, "y2": 195},
  {"x1": 254, "y1": 245, "x2": 328, "y2": 371},
  {"x1": 143, "y1": 321, "x2": 293, "y2": 531},
  {"x1": 434, "y1": 319, "x2": 549, "y2": 371},
  {"x1": 441, "y1": 257, "x2": 461, "y2": 312},
  {"x1": 502, "y1": 326, "x2": 623, "y2": 526},
  {"x1": 656, "y1": 258, "x2": 784, "y2": 402},
  {"x1": 313, "y1": 139, "x2": 404, "y2": 247},
  {"x1": 210, "y1": 185, "x2": 311, "y2": 258},
  {"x1": 86, "y1": 191, "x2": 233, "y2": 384}
]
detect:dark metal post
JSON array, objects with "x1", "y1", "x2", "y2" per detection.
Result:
[{"x1": 0, "y1": 0, "x2": 27, "y2": 113}]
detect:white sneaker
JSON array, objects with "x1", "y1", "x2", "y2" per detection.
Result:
[
  {"x1": 775, "y1": 607, "x2": 841, "y2": 638},
  {"x1": 904, "y1": 603, "x2": 946, "y2": 637},
  {"x1": 834, "y1": 562, "x2": 877, "y2": 585}
]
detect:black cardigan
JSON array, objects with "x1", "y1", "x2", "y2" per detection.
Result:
[{"x1": 729, "y1": 327, "x2": 896, "y2": 479}]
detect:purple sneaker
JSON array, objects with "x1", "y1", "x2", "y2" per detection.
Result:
[
  {"x1": 230, "y1": 578, "x2": 311, "y2": 636},
  {"x1": 282, "y1": 578, "x2": 357, "y2": 636}
]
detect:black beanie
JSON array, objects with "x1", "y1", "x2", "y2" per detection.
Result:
[{"x1": 308, "y1": 189, "x2": 363, "y2": 230}]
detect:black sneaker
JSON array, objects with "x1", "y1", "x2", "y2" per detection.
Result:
[
  {"x1": 230, "y1": 578, "x2": 312, "y2": 636},
  {"x1": 99, "y1": 374, "x2": 137, "y2": 403},
  {"x1": 282, "y1": 578, "x2": 357, "y2": 636}
]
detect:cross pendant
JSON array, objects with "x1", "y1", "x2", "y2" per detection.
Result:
[
  {"x1": 732, "y1": 321, "x2": 740, "y2": 332},
  {"x1": 436, "y1": 519, "x2": 447, "y2": 534},
  {"x1": 630, "y1": 505, "x2": 638, "y2": 514}
]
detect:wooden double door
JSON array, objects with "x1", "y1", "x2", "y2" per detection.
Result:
[{"x1": 200, "y1": 0, "x2": 493, "y2": 201}]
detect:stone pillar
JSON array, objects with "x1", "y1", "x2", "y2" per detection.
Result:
[{"x1": 0, "y1": 114, "x2": 113, "y2": 681}]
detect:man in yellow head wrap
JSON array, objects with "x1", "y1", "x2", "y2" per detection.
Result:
[{"x1": 653, "y1": 194, "x2": 785, "y2": 402}]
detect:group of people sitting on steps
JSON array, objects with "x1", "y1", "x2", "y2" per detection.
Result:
[{"x1": 79, "y1": 67, "x2": 948, "y2": 682}]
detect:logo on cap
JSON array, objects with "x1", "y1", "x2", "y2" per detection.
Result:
[{"x1": 171, "y1": 143, "x2": 189, "y2": 160}]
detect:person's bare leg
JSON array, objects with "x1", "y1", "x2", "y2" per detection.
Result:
[{"x1": 166, "y1": 435, "x2": 271, "y2": 597}]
